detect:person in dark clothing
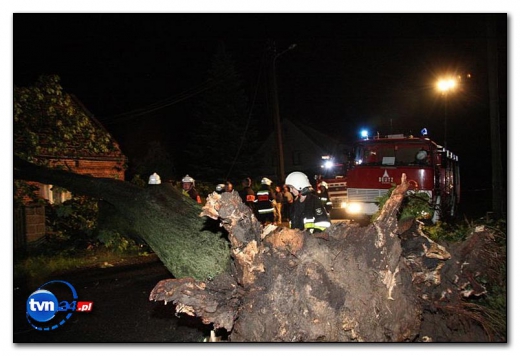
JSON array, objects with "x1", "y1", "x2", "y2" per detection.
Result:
[
  {"x1": 285, "y1": 171, "x2": 331, "y2": 233},
  {"x1": 316, "y1": 180, "x2": 333, "y2": 214},
  {"x1": 182, "y1": 174, "x2": 202, "y2": 204},
  {"x1": 238, "y1": 177, "x2": 256, "y2": 212},
  {"x1": 255, "y1": 177, "x2": 275, "y2": 225}
]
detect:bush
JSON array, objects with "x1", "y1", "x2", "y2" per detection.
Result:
[
  {"x1": 373, "y1": 185, "x2": 434, "y2": 222},
  {"x1": 44, "y1": 195, "x2": 99, "y2": 249}
]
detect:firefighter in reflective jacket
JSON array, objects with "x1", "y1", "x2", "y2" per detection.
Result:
[
  {"x1": 182, "y1": 174, "x2": 202, "y2": 204},
  {"x1": 285, "y1": 171, "x2": 331, "y2": 234},
  {"x1": 317, "y1": 180, "x2": 333, "y2": 214},
  {"x1": 238, "y1": 177, "x2": 256, "y2": 212},
  {"x1": 255, "y1": 177, "x2": 275, "y2": 225}
]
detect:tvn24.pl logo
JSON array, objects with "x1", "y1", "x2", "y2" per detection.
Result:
[{"x1": 26, "y1": 280, "x2": 93, "y2": 331}]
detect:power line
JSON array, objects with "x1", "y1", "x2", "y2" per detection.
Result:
[{"x1": 100, "y1": 58, "x2": 262, "y2": 124}]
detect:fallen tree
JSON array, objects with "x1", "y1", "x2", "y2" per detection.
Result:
[
  {"x1": 14, "y1": 155, "x2": 231, "y2": 280},
  {"x1": 14, "y1": 156, "x2": 506, "y2": 342},
  {"x1": 150, "y1": 174, "x2": 506, "y2": 342}
]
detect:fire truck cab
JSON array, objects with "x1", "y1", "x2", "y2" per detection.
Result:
[{"x1": 345, "y1": 131, "x2": 460, "y2": 223}]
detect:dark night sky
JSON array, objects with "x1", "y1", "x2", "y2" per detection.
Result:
[{"x1": 12, "y1": 13, "x2": 508, "y2": 192}]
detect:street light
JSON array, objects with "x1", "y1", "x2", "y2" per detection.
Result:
[
  {"x1": 437, "y1": 77, "x2": 457, "y2": 148},
  {"x1": 270, "y1": 41, "x2": 296, "y2": 183}
]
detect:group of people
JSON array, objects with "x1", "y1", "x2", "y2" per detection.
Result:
[
  {"x1": 178, "y1": 171, "x2": 331, "y2": 235},
  {"x1": 234, "y1": 177, "x2": 294, "y2": 226}
]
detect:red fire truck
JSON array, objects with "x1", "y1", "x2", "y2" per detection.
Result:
[
  {"x1": 317, "y1": 155, "x2": 349, "y2": 212},
  {"x1": 344, "y1": 131, "x2": 460, "y2": 223}
]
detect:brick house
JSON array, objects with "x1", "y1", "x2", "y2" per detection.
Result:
[{"x1": 14, "y1": 95, "x2": 127, "y2": 249}]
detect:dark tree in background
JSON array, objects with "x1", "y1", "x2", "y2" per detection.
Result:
[
  {"x1": 129, "y1": 141, "x2": 176, "y2": 183},
  {"x1": 185, "y1": 43, "x2": 261, "y2": 182}
]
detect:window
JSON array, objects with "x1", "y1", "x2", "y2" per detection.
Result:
[{"x1": 41, "y1": 184, "x2": 72, "y2": 204}]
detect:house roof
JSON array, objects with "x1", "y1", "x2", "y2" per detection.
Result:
[{"x1": 30, "y1": 94, "x2": 127, "y2": 162}]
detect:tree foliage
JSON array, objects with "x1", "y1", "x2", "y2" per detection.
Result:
[
  {"x1": 14, "y1": 74, "x2": 119, "y2": 165},
  {"x1": 130, "y1": 141, "x2": 175, "y2": 182},
  {"x1": 185, "y1": 44, "x2": 260, "y2": 182}
]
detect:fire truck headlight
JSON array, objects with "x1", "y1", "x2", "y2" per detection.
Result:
[
  {"x1": 340, "y1": 202, "x2": 348, "y2": 209},
  {"x1": 346, "y1": 203, "x2": 362, "y2": 214},
  {"x1": 324, "y1": 161, "x2": 333, "y2": 169}
]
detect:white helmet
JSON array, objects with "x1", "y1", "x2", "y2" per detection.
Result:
[
  {"x1": 215, "y1": 183, "x2": 225, "y2": 193},
  {"x1": 182, "y1": 174, "x2": 195, "y2": 186},
  {"x1": 261, "y1": 177, "x2": 272, "y2": 186},
  {"x1": 148, "y1": 172, "x2": 161, "y2": 185},
  {"x1": 319, "y1": 181, "x2": 328, "y2": 189},
  {"x1": 285, "y1": 171, "x2": 311, "y2": 191}
]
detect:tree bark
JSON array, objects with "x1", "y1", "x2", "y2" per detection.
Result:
[{"x1": 14, "y1": 156, "x2": 231, "y2": 280}]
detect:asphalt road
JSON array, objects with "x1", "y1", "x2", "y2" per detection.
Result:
[{"x1": 13, "y1": 259, "x2": 210, "y2": 343}]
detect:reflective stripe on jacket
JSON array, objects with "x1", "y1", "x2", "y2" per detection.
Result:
[
  {"x1": 289, "y1": 193, "x2": 331, "y2": 231},
  {"x1": 255, "y1": 189, "x2": 275, "y2": 215}
]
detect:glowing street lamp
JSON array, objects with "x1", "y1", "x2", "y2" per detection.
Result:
[
  {"x1": 437, "y1": 77, "x2": 457, "y2": 148},
  {"x1": 437, "y1": 78, "x2": 457, "y2": 92}
]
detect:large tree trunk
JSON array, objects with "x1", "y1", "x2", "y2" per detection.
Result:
[
  {"x1": 14, "y1": 156, "x2": 230, "y2": 280},
  {"x1": 150, "y1": 173, "x2": 423, "y2": 341},
  {"x1": 15, "y1": 157, "x2": 505, "y2": 342}
]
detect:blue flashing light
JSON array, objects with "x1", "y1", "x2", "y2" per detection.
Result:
[
  {"x1": 421, "y1": 128, "x2": 428, "y2": 136},
  {"x1": 360, "y1": 130, "x2": 368, "y2": 139}
]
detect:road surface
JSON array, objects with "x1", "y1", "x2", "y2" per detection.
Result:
[{"x1": 14, "y1": 259, "x2": 209, "y2": 343}]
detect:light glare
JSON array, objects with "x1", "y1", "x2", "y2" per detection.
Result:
[{"x1": 437, "y1": 78, "x2": 457, "y2": 92}]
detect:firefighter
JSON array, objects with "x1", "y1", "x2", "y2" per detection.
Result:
[
  {"x1": 317, "y1": 180, "x2": 333, "y2": 214},
  {"x1": 238, "y1": 177, "x2": 256, "y2": 212},
  {"x1": 285, "y1": 171, "x2": 331, "y2": 235},
  {"x1": 182, "y1": 174, "x2": 202, "y2": 204},
  {"x1": 255, "y1": 177, "x2": 275, "y2": 225}
]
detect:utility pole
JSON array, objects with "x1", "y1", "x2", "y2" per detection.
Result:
[
  {"x1": 268, "y1": 40, "x2": 296, "y2": 183},
  {"x1": 486, "y1": 15, "x2": 504, "y2": 218}
]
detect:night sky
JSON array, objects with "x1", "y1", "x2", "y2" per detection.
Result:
[{"x1": 12, "y1": 12, "x2": 508, "y2": 195}]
